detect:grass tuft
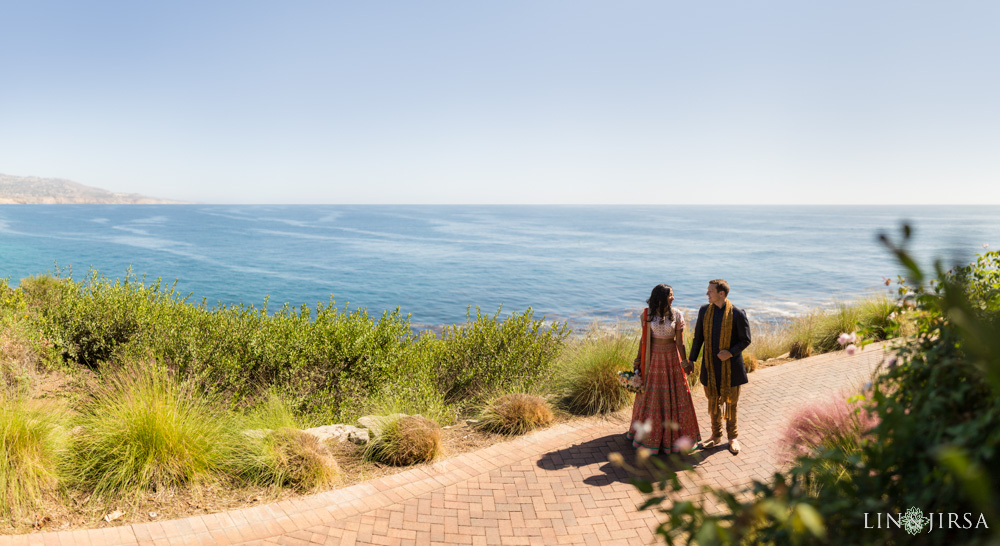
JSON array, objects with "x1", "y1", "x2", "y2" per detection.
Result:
[
  {"x1": 475, "y1": 393, "x2": 553, "y2": 435},
  {"x1": 0, "y1": 396, "x2": 66, "y2": 517},
  {"x1": 555, "y1": 333, "x2": 635, "y2": 415},
  {"x1": 253, "y1": 428, "x2": 341, "y2": 492},
  {"x1": 69, "y1": 361, "x2": 238, "y2": 502},
  {"x1": 778, "y1": 392, "x2": 879, "y2": 464},
  {"x1": 363, "y1": 415, "x2": 442, "y2": 466},
  {"x1": 747, "y1": 322, "x2": 794, "y2": 361}
]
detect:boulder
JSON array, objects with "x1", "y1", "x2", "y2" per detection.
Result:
[
  {"x1": 303, "y1": 424, "x2": 367, "y2": 444},
  {"x1": 348, "y1": 429, "x2": 370, "y2": 445}
]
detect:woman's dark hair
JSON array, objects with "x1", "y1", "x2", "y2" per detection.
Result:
[{"x1": 646, "y1": 284, "x2": 673, "y2": 321}]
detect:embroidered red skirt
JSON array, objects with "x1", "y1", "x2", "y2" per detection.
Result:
[{"x1": 626, "y1": 337, "x2": 702, "y2": 452}]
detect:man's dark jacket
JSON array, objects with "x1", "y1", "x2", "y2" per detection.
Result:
[{"x1": 688, "y1": 303, "x2": 752, "y2": 388}]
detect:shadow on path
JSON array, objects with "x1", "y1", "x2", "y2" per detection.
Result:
[{"x1": 536, "y1": 432, "x2": 732, "y2": 489}]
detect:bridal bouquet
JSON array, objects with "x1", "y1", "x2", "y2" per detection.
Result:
[{"x1": 618, "y1": 371, "x2": 643, "y2": 393}]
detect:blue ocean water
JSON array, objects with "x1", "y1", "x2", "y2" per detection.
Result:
[{"x1": 0, "y1": 205, "x2": 997, "y2": 331}]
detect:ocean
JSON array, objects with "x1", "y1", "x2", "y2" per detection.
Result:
[{"x1": 0, "y1": 205, "x2": 997, "y2": 331}]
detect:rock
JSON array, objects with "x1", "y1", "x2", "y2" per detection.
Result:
[
  {"x1": 104, "y1": 510, "x2": 124, "y2": 523},
  {"x1": 348, "y1": 429, "x2": 370, "y2": 445},
  {"x1": 303, "y1": 424, "x2": 366, "y2": 444}
]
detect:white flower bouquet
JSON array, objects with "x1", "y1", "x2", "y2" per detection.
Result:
[{"x1": 618, "y1": 370, "x2": 643, "y2": 393}]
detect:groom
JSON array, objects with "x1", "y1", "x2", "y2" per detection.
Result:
[{"x1": 687, "y1": 279, "x2": 751, "y2": 454}]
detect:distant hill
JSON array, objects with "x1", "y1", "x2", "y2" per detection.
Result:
[{"x1": 0, "y1": 173, "x2": 185, "y2": 204}]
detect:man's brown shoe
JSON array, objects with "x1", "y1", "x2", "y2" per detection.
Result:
[
  {"x1": 728, "y1": 439, "x2": 741, "y2": 455},
  {"x1": 701, "y1": 436, "x2": 723, "y2": 449}
]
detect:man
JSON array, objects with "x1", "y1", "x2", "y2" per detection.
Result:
[{"x1": 687, "y1": 279, "x2": 751, "y2": 454}]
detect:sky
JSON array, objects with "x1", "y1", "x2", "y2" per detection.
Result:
[{"x1": 1, "y1": 1, "x2": 998, "y2": 205}]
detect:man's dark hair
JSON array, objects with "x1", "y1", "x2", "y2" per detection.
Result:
[{"x1": 710, "y1": 279, "x2": 730, "y2": 297}]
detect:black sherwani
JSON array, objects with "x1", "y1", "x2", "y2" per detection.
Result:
[{"x1": 688, "y1": 303, "x2": 751, "y2": 389}]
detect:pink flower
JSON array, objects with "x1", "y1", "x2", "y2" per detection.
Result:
[
  {"x1": 674, "y1": 436, "x2": 694, "y2": 452},
  {"x1": 883, "y1": 276, "x2": 892, "y2": 286},
  {"x1": 846, "y1": 344, "x2": 857, "y2": 355},
  {"x1": 985, "y1": 243, "x2": 990, "y2": 249},
  {"x1": 837, "y1": 333, "x2": 851, "y2": 346}
]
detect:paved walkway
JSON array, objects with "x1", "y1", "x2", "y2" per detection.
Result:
[{"x1": 2, "y1": 343, "x2": 888, "y2": 546}]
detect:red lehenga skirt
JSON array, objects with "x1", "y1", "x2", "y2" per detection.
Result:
[{"x1": 626, "y1": 336, "x2": 702, "y2": 453}]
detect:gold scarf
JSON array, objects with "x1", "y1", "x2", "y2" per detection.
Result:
[{"x1": 704, "y1": 300, "x2": 736, "y2": 419}]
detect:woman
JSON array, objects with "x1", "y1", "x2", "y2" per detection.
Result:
[{"x1": 626, "y1": 284, "x2": 701, "y2": 453}]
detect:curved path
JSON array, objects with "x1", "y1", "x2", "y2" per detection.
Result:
[{"x1": 2, "y1": 343, "x2": 887, "y2": 545}]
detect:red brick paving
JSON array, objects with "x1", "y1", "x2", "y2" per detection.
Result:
[{"x1": 2, "y1": 344, "x2": 887, "y2": 545}]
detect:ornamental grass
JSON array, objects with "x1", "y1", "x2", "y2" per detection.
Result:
[
  {"x1": 778, "y1": 392, "x2": 879, "y2": 464},
  {"x1": 556, "y1": 333, "x2": 635, "y2": 415},
  {"x1": 748, "y1": 321, "x2": 794, "y2": 361},
  {"x1": 68, "y1": 361, "x2": 240, "y2": 503},
  {"x1": 363, "y1": 415, "x2": 442, "y2": 466},
  {"x1": 475, "y1": 393, "x2": 553, "y2": 436},
  {"x1": 252, "y1": 428, "x2": 341, "y2": 492},
  {"x1": 0, "y1": 396, "x2": 67, "y2": 517}
]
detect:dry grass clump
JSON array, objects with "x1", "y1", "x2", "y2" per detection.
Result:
[
  {"x1": 744, "y1": 353, "x2": 760, "y2": 373},
  {"x1": 748, "y1": 322, "x2": 794, "y2": 361},
  {"x1": 0, "y1": 396, "x2": 66, "y2": 517},
  {"x1": 1, "y1": 327, "x2": 45, "y2": 396},
  {"x1": 363, "y1": 415, "x2": 442, "y2": 466},
  {"x1": 476, "y1": 394, "x2": 553, "y2": 435},
  {"x1": 556, "y1": 334, "x2": 635, "y2": 415},
  {"x1": 258, "y1": 428, "x2": 341, "y2": 492},
  {"x1": 789, "y1": 340, "x2": 813, "y2": 359}
]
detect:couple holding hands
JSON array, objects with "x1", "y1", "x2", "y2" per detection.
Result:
[{"x1": 626, "y1": 280, "x2": 751, "y2": 455}]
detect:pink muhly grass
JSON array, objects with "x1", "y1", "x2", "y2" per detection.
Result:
[{"x1": 779, "y1": 393, "x2": 879, "y2": 463}]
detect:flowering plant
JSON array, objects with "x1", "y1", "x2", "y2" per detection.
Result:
[{"x1": 618, "y1": 370, "x2": 643, "y2": 393}]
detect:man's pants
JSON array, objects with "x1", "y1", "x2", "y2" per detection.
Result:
[{"x1": 704, "y1": 385, "x2": 741, "y2": 439}]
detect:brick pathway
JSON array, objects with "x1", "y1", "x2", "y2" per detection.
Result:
[{"x1": 1, "y1": 343, "x2": 887, "y2": 545}]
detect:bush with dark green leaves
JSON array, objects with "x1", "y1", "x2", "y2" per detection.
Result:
[{"x1": 429, "y1": 306, "x2": 568, "y2": 406}]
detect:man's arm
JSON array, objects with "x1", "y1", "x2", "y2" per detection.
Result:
[{"x1": 728, "y1": 307, "x2": 752, "y2": 355}]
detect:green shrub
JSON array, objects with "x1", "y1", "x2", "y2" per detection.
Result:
[
  {"x1": 431, "y1": 306, "x2": 568, "y2": 405},
  {"x1": 69, "y1": 361, "x2": 239, "y2": 502},
  {"x1": 0, "y1": 396, "x2": 66, "y2": 517},
  {"x1": 476, "y1": 393, "x2": 553, "y2": 435},
  {"x1": 556, "y1": 333, "x2": 635, "y2": 415},
  {"x1": 363, "y1": 415, "x2": 441, "y2": 466}
]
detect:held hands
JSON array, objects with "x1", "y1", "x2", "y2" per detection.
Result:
[{"x1": 681, "y1": 359, "x2": 695, "y2": 374}]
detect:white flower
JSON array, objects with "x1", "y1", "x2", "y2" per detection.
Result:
[
  {"x1": 984, "y1": 243, "x2": 990, "y2": 249},
  {"x1": 633, "y1": 419, "x2": 653, "y2": 443},
  {"x1": 838, "y1": 333, "x2": 851, "y2": 346},
  {"x1": 674, "y1": 436, "x2": 694, "y2": 452},
  {"x1": 846, "y1": 344, "x2": 857, "y2": 356}
]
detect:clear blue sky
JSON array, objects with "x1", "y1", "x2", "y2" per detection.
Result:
[{"x1": 2, "y1": 1, "x2": 998, "y2": 204}]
